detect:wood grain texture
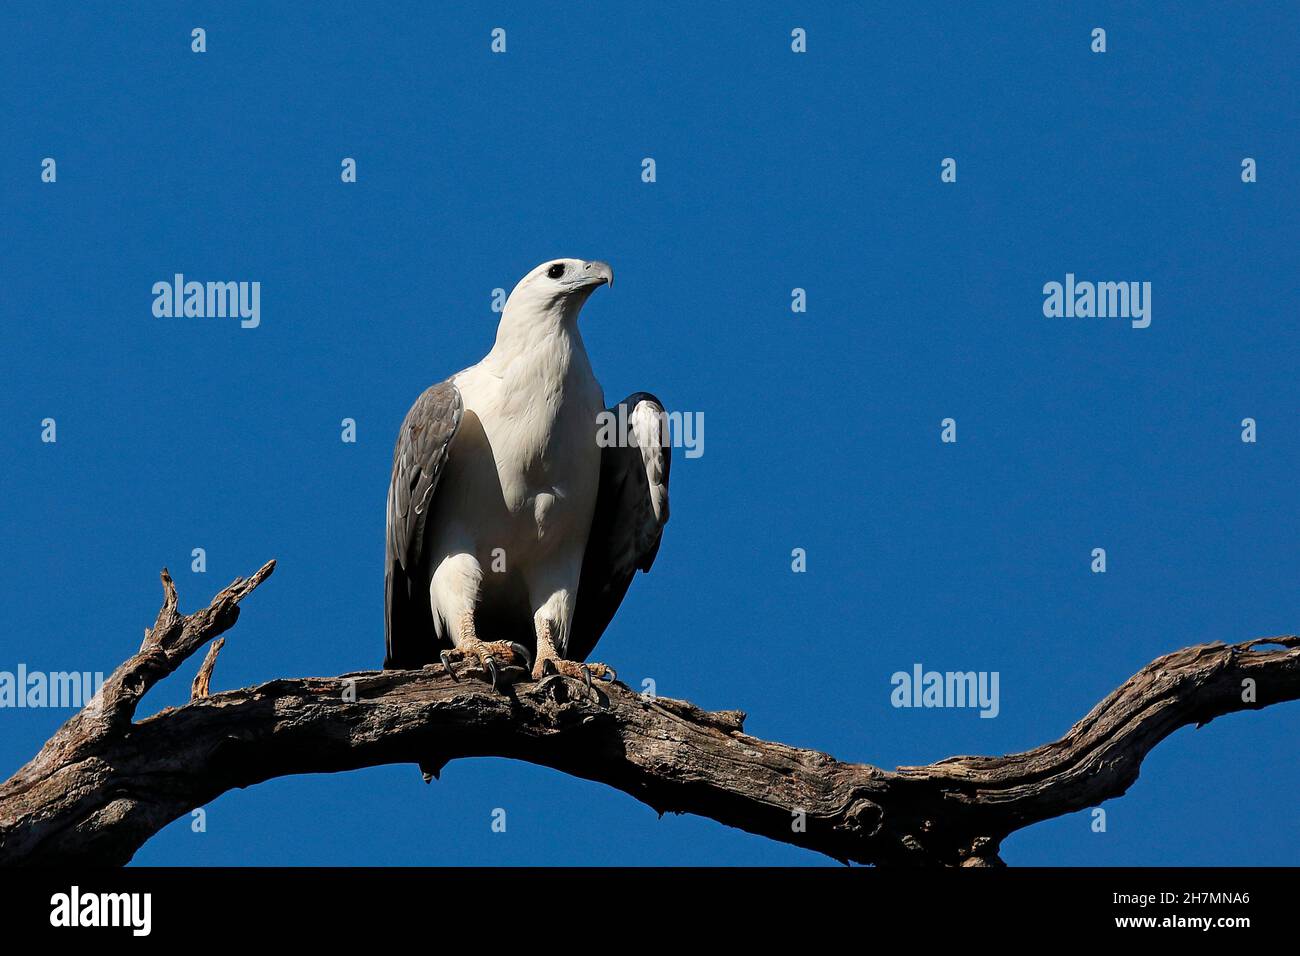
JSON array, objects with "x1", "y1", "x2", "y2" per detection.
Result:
[{"x1": 0, "y1": 562, "x2": 1295, "y2": 866}]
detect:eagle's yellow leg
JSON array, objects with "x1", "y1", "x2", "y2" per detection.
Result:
[
  {"x1": 439, "y1": 613, "x2": 530, "y2": 690},
  {"x1": 531, "y1": 621, "x2": 617, "y2": 687}
]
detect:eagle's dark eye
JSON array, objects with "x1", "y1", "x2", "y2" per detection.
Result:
[{"x1": 546, "y1": 263, "x2": 566, "y2": 279}]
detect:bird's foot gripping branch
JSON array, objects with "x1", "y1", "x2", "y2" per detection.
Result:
[{"x1": 1, "y1": 563, "x2": 1297, "y2": 867}]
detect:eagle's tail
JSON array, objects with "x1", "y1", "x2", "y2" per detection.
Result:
[{"x1": 384, "y1": 562, "x2": 437, "y2": 670}]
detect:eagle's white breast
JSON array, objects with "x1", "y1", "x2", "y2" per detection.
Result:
[{"x1": 424, "y1": 320, "x2": 604, "y2": 640}]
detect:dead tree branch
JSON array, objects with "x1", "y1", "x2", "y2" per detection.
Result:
[{"x1": 1, "y1": 562, "x2": 1295, "y2": 866}]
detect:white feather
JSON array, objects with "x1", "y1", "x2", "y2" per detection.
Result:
[{"x1": 424, "y1": 259, "x2": 605, "y2": 651}]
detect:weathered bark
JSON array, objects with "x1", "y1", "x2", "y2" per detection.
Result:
[{"x1": 0, "y1": 562, "x2": 1296, "y2": 866}]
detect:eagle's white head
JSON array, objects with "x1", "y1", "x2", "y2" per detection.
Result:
[{"x1": 502, "y1": 258, "x2": 614, "y2": 325}]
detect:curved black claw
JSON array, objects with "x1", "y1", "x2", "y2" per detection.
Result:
[
  {"x1": 440, "y1": 650, "x2": 459, "y2": 681},
  {"x1": 509, "y1": 642, "x2": 534, "y2": 674},
  {"x1": 541, "y1": 658, "x2": 559, "y2": 677},
  {"x1": 581, "y1": 665, "x2": 593, "y2": 694},
  {"x1": 485, "y1": 657, "x2": 502, "y2": 693}
]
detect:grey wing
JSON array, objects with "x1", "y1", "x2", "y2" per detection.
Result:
[
  {"x1": 384, "y1": 379, "x2": 463, "y2": 669},
  {"x1": 568, "y1": 392, "x2": 671, "y2": 663}
]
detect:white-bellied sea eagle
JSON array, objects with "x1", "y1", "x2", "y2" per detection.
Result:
[{"x1": 384, "y1": 259, "x2": 670, "y2": 691}]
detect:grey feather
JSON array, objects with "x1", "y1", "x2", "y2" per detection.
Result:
[
  {"x1": 568, "y1": 393, "x2": 672, "y2": 663},
  {"x1": 384, "y1": 380, "x2": 463, "y2": 669}
]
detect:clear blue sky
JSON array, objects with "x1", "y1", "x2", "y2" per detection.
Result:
[{"x1": 1, "y1": 2, "x2": 1296, "y2": 865}]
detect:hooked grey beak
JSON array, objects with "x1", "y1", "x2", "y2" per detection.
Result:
[{"x1": 574, "y1": 260, "x2": 613, "y2": 290}]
